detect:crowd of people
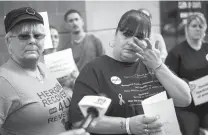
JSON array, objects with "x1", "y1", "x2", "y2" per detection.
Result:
[{"x1": 0, "y1": 5, "x2": 208, "y2": 135}]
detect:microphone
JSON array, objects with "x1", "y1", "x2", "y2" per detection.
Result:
[
  {"x1": 78, "y1": 95, "x2": 111, "y2": 129},
  {"x1": 79, "y1": 107, "x2": 99, "y2": 129}
]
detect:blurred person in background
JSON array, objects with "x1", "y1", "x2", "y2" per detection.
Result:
[
  {"x1": 138, "y1": 8, "x2": 168, "y2": 62},
  {"x1": 0, "y1": 7, "x2": 89, "y2": 135},
  {"x1": 69, "y1": 9, "x2": 191, "y2": 135},
  {"x1": 43, "y1": 25, "x2": 78, "y2": 97},
  {"x1": 59, "y1": 9, "x2": 104, "y2": 71},
  {"x1": 43, "y1": 25, "x2": 60, "y2": 55},
  {"x1": 165, "y1": 12, "x2": 208, "y2": 135}
]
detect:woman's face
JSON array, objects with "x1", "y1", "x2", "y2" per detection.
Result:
[
  {"x1": 113, "y1": 31, "x2": 139, "y2": 62},
  {"x1": 50, "y1": 28, "x2": 59, "y2": 49},
  {"x1": 9, "y1": 24, "x2": 45, "y2": 62},
  {"x1": 187, "y1": 19, "x2": 206, "y2": 40}
]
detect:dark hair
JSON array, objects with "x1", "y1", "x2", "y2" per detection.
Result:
[
  {"x1": 116, "y1": 9, "x2": 151, "y2": 39},
  {"x1": 49, "y1": 25, "x2": 58, "y2": 32},
  {"x1": 64, "y1": 9, "x2": 82, "y2": 22},
  {"x1": 137, "y1": 8, "x2": 152, "y2": 19}
]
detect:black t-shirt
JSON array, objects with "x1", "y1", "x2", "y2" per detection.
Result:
[
  {"x1": 165, "y1": 40, "x2": 208, "y2": 81},
  {"x1": 69, "y1": 55, "x2": 165, "y2": 135}
]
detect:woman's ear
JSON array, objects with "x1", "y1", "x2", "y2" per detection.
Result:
[
  {"x1": 5, "y1": 37, "x2": 12, "y2": 54},
  {"x1": 5, "y1": 37, "x2": 11, "y2": 47},
  {"x1": 184, "y1": 26, "x2": 188, "y2": 36}
]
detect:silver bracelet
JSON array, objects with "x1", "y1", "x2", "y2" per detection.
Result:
[{"x1": 126, "y1": 118, "x2": 132, "y2": 134}]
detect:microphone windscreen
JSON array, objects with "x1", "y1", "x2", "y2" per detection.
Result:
[{"x1": 87, "y1": 107, "x2": 99, "y2": 117}]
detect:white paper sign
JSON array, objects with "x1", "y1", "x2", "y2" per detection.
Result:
[
  {"x1": 142, "y1": 92, "x2": 181, "y2": 135},
  {"x1": 44, "y1": 48, "x2": 78, "y2": 78},
  {"x1": 189, "y1": 75, "x2": 208, "y2": 106},
  {"x1": 39, "y1": 12, "x2": 53, "y2": 49}
]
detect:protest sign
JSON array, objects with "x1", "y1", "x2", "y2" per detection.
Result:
[
  {"x1": 44, "y1": 48, "x2": 78, "y2": 79},
  {"x1": 189, "y1": 75, "x2": 208, "y2": 106},
  {"x1": 142, "y1": 91, "x2": 182, "y2": 135}
]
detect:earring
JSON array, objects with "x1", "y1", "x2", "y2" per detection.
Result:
[
  {"x1": 109, "y1": 40, "x2": 115, "y2": 48},
  {"x1": 8, "y1": 45, "x2": 12, "y2": 55},
  {"x1": 8, "y1": 49, "x2": 12, "y2": 55}
]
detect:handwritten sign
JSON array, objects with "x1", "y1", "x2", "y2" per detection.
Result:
[
  {"x1": 189, "y1": 75, "x2": 208, "y2": 106},
  {"x1": 44, "y1": 48, "x2": 78, "y2": 79},
  {"x1": 142, "y1": 91, "x2": 182, "y2": 135},
  {"x1": 39, "y1": 12, "x2": 53, "y2": 49}
]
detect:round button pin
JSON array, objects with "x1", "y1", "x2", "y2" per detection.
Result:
[
  {"x1": 206, "y1": 54, "x2": 208, "y2": 61},
  {"x1": 111, "y1": 76, "x2": 121, "y2": 85}
]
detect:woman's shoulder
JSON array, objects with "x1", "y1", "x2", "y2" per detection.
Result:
[
  {"x1": 85, "y1": 55, "x2": 109, "y2": 66},
  {"x1": 170, "y1": 40, "x2": 188, "y2": 53},
  {"x1": 80, "y1": 55, "x2": 111, "y2": 72},
  {"x1": 202, "y1": 42, "x2": 208, "y2": 48},
  {"x1": 0, "y1": 76, "x2": 20, "y2": 101}
]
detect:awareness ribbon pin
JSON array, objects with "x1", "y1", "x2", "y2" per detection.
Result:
[{"x1": 118, "y1": 93, "x2": 125, "y2": 105}]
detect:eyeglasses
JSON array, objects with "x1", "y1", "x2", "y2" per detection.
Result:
[{"x1": 10, "y1": 33, "x2": 46, "y2": 41}]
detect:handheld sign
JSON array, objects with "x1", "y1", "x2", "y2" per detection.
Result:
[
  {"x1": 189, "y1": 75, "x2": 208, "y2": 106},
  {"x1": 44, "y1": 48, "x2": 78, "y2": 79},
  {"x1": 142, "y1": 91, "x2": 182, "y2": 135}
]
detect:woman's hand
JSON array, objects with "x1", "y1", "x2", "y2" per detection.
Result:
[
  {"x1": 129, "y1": 115, "x2": 162, "y2": 135},
  {"x1": 132, "y1": 37, "x2": 163, "y2": 71},
  {"x1": 58, "y1": 128, "x2": 90, "y2": 135}
]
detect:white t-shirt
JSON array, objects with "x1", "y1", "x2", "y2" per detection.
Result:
[{"x1": 0, "y1": 60, "x2": 71, "y2": 135}]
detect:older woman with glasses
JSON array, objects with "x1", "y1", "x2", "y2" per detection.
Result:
[{"x1": 0, "y1": 7, "x2": 89, "y2": 135}]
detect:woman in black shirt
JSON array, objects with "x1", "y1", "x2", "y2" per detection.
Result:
[{"x1": 165, "y1": 12, "x2": 208, "y2": 135}]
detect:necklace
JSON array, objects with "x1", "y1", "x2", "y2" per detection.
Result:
[
  {"x1": 35, "y1": 67, "x2": 44, "y2": 83},
  {"x1": 11, "y1": 58, "x2": 44, "y2": 83}
]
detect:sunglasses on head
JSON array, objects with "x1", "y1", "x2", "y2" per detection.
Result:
[{"x1": 11, "y1": 33, "x2": 46, "y2": 41}]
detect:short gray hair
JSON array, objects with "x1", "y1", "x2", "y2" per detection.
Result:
[{"x1": 5, "y1": 20, "x2": 45, "y2": 44}]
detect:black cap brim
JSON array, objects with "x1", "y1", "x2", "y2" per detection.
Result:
[{"x1": 7, "y1": 14, "x2": 44, "y2": 33}]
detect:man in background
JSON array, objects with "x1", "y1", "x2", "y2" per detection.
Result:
[{"x1": 59, "y1": 9, "x2": 104, "y2": 71}]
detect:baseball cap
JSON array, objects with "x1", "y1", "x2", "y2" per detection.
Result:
[{"x1": 4, "y1": 7, "x2": 44, "y2": 33}]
